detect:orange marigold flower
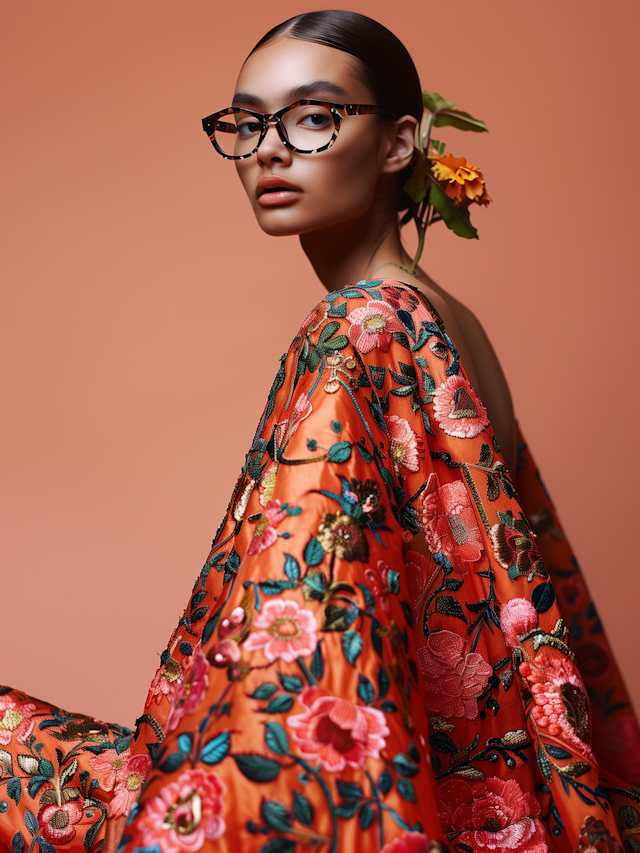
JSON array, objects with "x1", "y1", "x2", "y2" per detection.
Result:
[{"x1": 429, "y1": 154, "x2": 492, "y2": 207}]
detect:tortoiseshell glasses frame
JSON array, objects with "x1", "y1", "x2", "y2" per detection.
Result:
[{"x1": 201, "y1": 99, "x2": 397, "y2": 160}]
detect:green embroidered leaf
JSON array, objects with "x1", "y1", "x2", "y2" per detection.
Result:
[
  {"x1": 397, "y1": 778, "x2": 417, "y2": 802},
  {"x1": 248, "y1": 683, "x2": 278, "y2": 700},
  {"x1": 260, "y1": 800, "x2": 292, "y2": 832},
  {"x1": 200, "y1": 732, "x2": 231, "y2": 765},
  {"x1": 435, "y1": 595, "x2": 468, "y2": 623},
  {"x1": 258, "y1": 840, "x2": 296, "y2": 853},
  {"x1": 302, "y1": 569, "x2": 328, "y2": 601},
  {"x1": 303, "y1": 538, "x2": 324, "y2": 568},
  {"x1": 429, "y1": 731, "x2": 457, "y2": 753},
  {"x1": 11, "y1": 831, "x2": 25, "y2": 853},
  {"x1": 7, "y1": 778, "x2": 21, "y2": 805},
  {"x1": 39, "y1": 759, "x2": 54, "y2": 779},
  {"x1": 342, "y1": 630, "x2": 363, "y2": 666},
  {"x1": 293, "y1": 790, "x2": 314, "y2": 826},
  {"x1": 202, "y1": 611, "x2": 221, "y2": 644},
  {"x1": 159, "y1": 752, "x2": 185, "y2": 773},
  {"x1": 233, "y1": 753, "x2": 282, "y2": 783},
  {"x1": 328, "y1": 441, "x2": 352, "y2": 463},
  {"x1": 337, "y1": 780, "x2": 364, "y2": 800},
  {"x1": 278, "y1": 673, "x2": 303, "y2": 693},
  {"x1": 322, "y1": 604, "x2": 356, "y2": 632},
  {"x1": 264, "y1": 722, "x2": 289, "y2": 755},
  {"x1": 357, "y1": 674, "x2": 375, "y2": 705},
  {"x1": 283, "y1": 554, "x2": 300, "y2": 582},
  {"x1": 358, "y1": 802, "x2": 375, "y2": 830},
  {"x1": 393, "y1": 753, "x2": 419, "y2": 778},
  {"x1": 378, "y1": 769, "x2": 392, "y2": 794},
  {"x1": 310, "y1": 643, "x2": 324, "y2": 680},
  {"x1": 377, "y1": 664, "x2": 390, "y2": 699},
  {"x1": 263, "y1": 695, "x2": 294, "y2": 715}
]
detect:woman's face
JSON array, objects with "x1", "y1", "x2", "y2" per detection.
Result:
[{"x1": 232, "y1": 37, "x2": 407, "y2": 237}]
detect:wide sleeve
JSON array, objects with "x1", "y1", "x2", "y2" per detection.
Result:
[{"x1": 122, "y1": 280, "x2": 640, "y2": 853}]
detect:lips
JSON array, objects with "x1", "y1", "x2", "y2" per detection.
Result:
[{"x1": 256, "y1": 175, "x2": 301, "y2": 199}]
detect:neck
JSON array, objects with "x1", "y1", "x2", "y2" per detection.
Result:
[{"x1": 299, "y1": 204, "x2": 415, "y2": 292}]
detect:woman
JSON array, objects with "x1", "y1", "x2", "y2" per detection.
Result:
[{"x1": 2, "y1": 11, "x2": 639, "y2": 853}]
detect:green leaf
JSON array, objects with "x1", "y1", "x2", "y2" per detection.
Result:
[
  {"x1": 259, "y1": 840, "x2": 296, "y2": 853},
  {"x1": 342, "y1": 630, "x2": 363, "y2": 666},
  {"x1": 278, "y1": 673, "x2": 304, "y2": 693},
  {"x1": 434, "y1": 108, "x2": 488, "y2": 133},
  {"x1": 393, "y1": 753, "x2": 419, "y2": 778},
  {"x1": 311, "y1": 643, "x2": 324, "y2": 680},
  {"x1": 428, "y1": 178, "x2": 478, "y2": 240},
  {"x1": 422, "y1": 91, "x2": 455, "y2": 113},
  {"x1": 248, "y1": 683, "x2": 278, "y2": 700},
  {"x1": 283, "y1": 554, "x2": 300, "y2": 582},
  {"x1": 403, "y1": 165, "x2": 428, "y2": 203},
  {"x1": 264, "y1": 722, "x2": 289, "y2": 755},
  {"x1": 358, "y1": 802, "x2": 375, "y2": 830},
  {"x1": 200, "y1": 731, "x2": 231, "y2": 765},
  {"x1": 39, "y1": 759, "x2": 54, "y2": 779},
  {"x1": 293, "y1": 790, "x2": 314, "y2": 826},
  {"x1": 357, "y1": 674, "x2": 375, "y2": 705},
  {"x1": 159, "y1": 752, "x2": 186, "y2": 773},
  {"x1": 328, "y1": 441, "x2": 352, "y2": 463},
  {"x1": 397, "y1": 777, "x2": 417, "y2": 802},
  {"x1": 303, "y1": 538, "x2": 324, "y2": 568},
  {"x1": 264, "y1": 694, "x2": 294, "y2": 715},
  {"x1": 233, "y1": 753, "x2": 282, "y2": 783},
  {"x1": 261, "y1": 800, "x2": 292, "y2": 832}
]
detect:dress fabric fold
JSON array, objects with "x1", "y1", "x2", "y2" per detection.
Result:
[{"x1": 1, "y1": 279, "x2": 639, "y2": 853}]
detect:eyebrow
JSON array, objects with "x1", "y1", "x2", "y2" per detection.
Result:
[{"x1": 231, "y1": 80, "x2": 351, "y2": 109}]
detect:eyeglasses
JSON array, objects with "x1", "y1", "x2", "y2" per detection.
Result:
[{"x1": 201, "y1": 99, "x2": 397, "y2": 160}]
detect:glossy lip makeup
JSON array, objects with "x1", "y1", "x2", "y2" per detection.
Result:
[{"x1": 256, "y1": 175, "x2": 302, "y2": 207}]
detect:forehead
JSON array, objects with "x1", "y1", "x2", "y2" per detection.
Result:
[{"x1": 233, "y1": 36, "x2": 373, "y2": 111}]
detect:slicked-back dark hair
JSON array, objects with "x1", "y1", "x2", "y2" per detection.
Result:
[{"x1": 249, "y1": 10, "x2": 422, "y2": 215}]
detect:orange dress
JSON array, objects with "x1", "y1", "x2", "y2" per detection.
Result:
[{"x1": 2, "y1": 280, "x2": 639, "y2": 853}]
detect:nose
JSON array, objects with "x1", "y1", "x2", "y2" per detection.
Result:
[{"x1": 256, "y1": 120, "x2": 292, "y2": 166}]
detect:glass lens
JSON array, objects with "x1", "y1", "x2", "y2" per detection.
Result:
[
  {"x1": 214, "y1": 110, "x2": 263, "y2": 158},
  {"x1": 281, "y1": 104, "x2": 337, "y2": 152}
]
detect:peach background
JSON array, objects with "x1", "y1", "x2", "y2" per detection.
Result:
[{"x1": 2, "y1": 1, "x2": 639, "y2": 729}]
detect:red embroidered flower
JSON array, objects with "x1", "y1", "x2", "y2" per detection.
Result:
[
  {"x1": 0, "y1": 695, "x2": 36, "y2": 746},
  {"x1": 145, "y1": 656, "x2": 183, "y2": 708},
  {"x1": 364, "y1": 559, "x2": 398, "y2": 614},
  {"x1": 438, "y1": 777, "x2": 547, "y2": 852},
  {"x1": 405, "y1": 549, "x2": 438, "y2": 609},
  {"x1": 138, "y1": 768, "x2": 226, "y2": 853},
  {"x1": 421, "y1": 474, "x2": 483, "y2": 574},
  {"x1": 380, "y1": 830, "x2": 431, "y2": 853},
  {"x1": 247, "y1": 499, "x2": 288, "y2": 556},
  {"x1": 90, "y1": 746, "x2": 131, "y2": 792},
  {"x1": 500, "y1": 598, "x2": 538, "y2": 648},
  {"x1": 166, "y1": 642, "x2": 210, "y2": 733},
  {"x1": 208, "y1": 638, "x2": 241, "y2": 667},
  {"x1": 287, "y1": 686, "x2": 389, "y2": 772},
  {"x1": 384, "y1": 414, "x2": 422, "y2": 475},
  {"x1": 347, "y1": 299, "x2": 403, "y2": 353},
  {"x1": 417, "y1": 630, "x2": 491, "y2": 720},
  {"x1": 519, "y1": 651, "x2": 594, "y2": 760},
  {"x1": 380, "y1": 284, "x2": 419, "y2": 312},
  {"x1": 555, "y1": 575, "x2": 587, "y2": 610},
  {"x1": 38, "y1": 800, "x2": 84, "y2": 845},
  {"x1": 218, "y1": 606, "x2": 246, "y2": 639},
  {"x1": 243, "y1": 598, "x2": 317, "y2": 663},
  {"x1": 576, "y1": 816, "x2": 624, "y2": 852},
  {"x1": 432, "y1": 374, "x2": 488, "y2": 439}
]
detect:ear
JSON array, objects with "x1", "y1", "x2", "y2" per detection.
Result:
[{"x1": 380, "y1": 115, "x2": 418, "y2": 175}]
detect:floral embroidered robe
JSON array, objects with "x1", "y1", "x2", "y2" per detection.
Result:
[{"x1": 1, "y1": 280, "x2": 640, "y2": 853}]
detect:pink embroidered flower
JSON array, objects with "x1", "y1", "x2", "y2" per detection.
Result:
[
  {"x1": 138, "y1": 768, "x2": 226, "y2": 853},
  {"x1": 243, "y1": 598, "x2": 317, "y2": 663},
  {"x1": 519, "y1": 651, "x2": 594, "y2": 760},
  {"x1": 110, "y1": 753, "x2": 152, "y2": 818},
  {"x1": 364, "y1": 560, "x2": 398, "y2": 613},
  {"x1": 438, "y1": 777, "x2": 547, "y2": 852},
  {"x1": 421, "y1": 474, "x2": 483, "y2": 574},
  {"x1": 166, "y1": 643, "x2": 209, "y2": 733},
  {"x1": 417, "y1": 630, "x2": 492, "y2": 720},
  {"x1": 380, "y1": 830, "x2": 431, "y2": 853},
  {"x1": 90, "y1": 746, "x2": 132, "y2": 792},
  {"x1": 145, "y1": 656, "x2": 183, "y2": 708},
  {"x1": 0, "y1": 695, "x2": 36, "y2": 746},
  {"x1": 300, "y1": 302, "x2": 328, "y2": 333},
  {"x1": 218, "y1": 606, "x2": 246, "y2": 639},
  {"x1": 384, "y1": 414, "x2": 422, "y2": 475},
  {"x1": 380, "y1": 284, "x2": 419, "y2": 312},
  {"x1": 432, "y1": 374, "x2": 488, "y2": 439},
  {"x1": 500, "y1": 598, "x2": 539, "y2": 648},
  {"x1": 208, "y1": 639, "x2": 241, "y2": 667},
  {"x1": 247, "y1": 499, "x2": 289, "y2": 556},
  {"x1": 287, "y1": 686, "x2": 389, "y2": 772},
  {"x1": 38, "y1": 800, "x2": 84, "y2": 845},
  {"x1": 347, "y1": 299, "x2": 403, "y2": 353}
]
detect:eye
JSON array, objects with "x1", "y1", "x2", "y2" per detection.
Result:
[
  {"x1": 236, "y1": 118, "x2": 262, "y2": 139},
  {"x1": 298, "y1": 109, "x2": 332, "y2": 130}
]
